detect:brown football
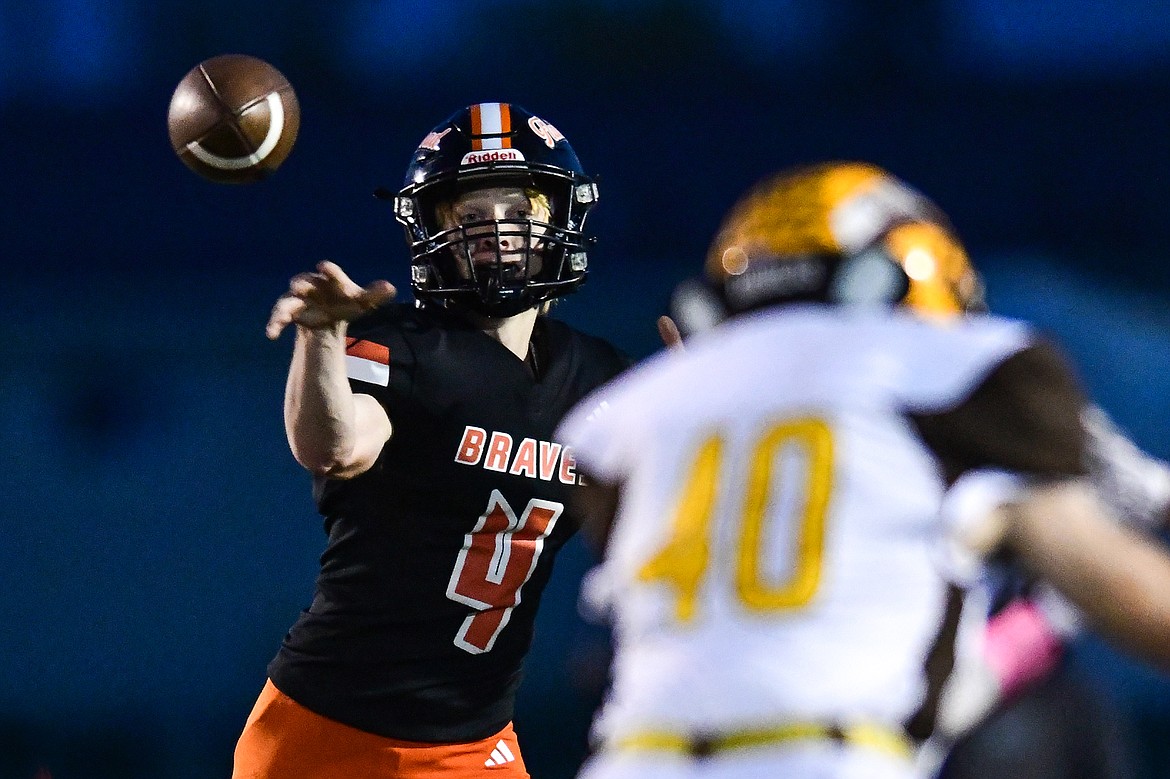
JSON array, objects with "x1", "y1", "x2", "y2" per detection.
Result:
[{"x1": 167, "y1": 54, "x2": 300, "y2": 184}]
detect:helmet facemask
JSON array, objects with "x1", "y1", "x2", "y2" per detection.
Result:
[
  {"x1": 406, "y1": 175, "x2": 591, "y2": 317},
  {"x1": 390, "y1": 103, "x2": 599, "y2": 319}
]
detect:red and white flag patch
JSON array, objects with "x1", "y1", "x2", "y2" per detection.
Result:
[{"x1": 345, "y1": 338, "x2": 390, "y2": 386}]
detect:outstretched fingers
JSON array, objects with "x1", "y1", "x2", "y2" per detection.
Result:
[
  {"x1": 317, "y1": 261, "x2": 396, "y2": 309},
  {"x1": 361, "y1": 279, "x2": 397, "y2": 310},
  {"x1": 288, "y1": 271, "x2": 322, "y2": 297},
  {"x1": 265, "y1": 262, "x2": 398, "y2": 340},
  {"x1": 317, "y1": 260, "x2": 362, "y2": 298},
  {"x1": 266, "y1": 294, "x2": 305, "y2": 340}
]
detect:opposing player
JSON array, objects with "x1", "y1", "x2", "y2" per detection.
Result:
[
  {"x1": 233, "y1": 103, "x2": 629, "y2": 779},
  {"x1": 557, "y1": 162, "x2": 1170, "y2": 779},
  {"x1": 661, "y1": 164, "x2": 1170, "y2": 778}
]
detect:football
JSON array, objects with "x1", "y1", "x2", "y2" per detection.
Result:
[{"x1": 167, "y1": 54, "x2": 300, "y2": 183}]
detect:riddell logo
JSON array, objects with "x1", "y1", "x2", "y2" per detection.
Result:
[{"x1": 461, "y1": 149, "x2": 525, "y2": 165}]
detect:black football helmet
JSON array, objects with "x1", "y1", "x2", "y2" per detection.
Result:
[{"x1": 386, "y1": 102, "x2": 599, "y2": 318}]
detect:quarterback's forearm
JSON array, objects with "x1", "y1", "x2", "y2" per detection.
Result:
[
  {"x1": 1004, "y1": 481, "x2": 1170, "y2": 668},
  {"x1": 285, "y1": 323, "x2": 388, "y2": 477}
]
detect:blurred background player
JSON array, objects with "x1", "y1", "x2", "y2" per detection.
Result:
[
  {"x1": 233, "y1": 102, "x2": 629, "y2": 779},
  {"x1": 925, "y1": 401, "x2": 1170, "y2": 779},
  {"x1": 663, "y1": 161, "x2": 1170, "y2": 779},
  {"x1": 556, "y1": 162, "x2": 1170, "y2": 779}
]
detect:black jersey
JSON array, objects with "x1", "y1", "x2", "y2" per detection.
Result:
[{"x1": 268, "y1": 303, "x2": 629, "y2": 742}]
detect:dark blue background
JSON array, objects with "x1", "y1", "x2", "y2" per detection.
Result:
[{"x1": 3, "y1": 2, "x2": 1170, "y2": 777}]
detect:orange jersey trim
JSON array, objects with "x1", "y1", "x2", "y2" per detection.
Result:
[{"x1": 345, "y1": 337, "x2": 390, "y2": 365}]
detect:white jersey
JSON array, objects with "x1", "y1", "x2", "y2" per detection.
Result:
[{"x1": 558, "y1": 306, "x2": 1033, "y2": 751}]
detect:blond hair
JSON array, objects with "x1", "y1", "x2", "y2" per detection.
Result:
[{"x1": 435, "y1": 188, "x2": 552, "y2": 229}]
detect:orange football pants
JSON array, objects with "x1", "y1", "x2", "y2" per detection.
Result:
[{"x1": 233, "y1": 679, "x2": 530, "y2": 779}]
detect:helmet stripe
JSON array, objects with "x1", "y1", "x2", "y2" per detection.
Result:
[
  {"x1": 498, "y1": 103, "x2": 512, "y2": 147},
  {"x1": 470, "y1": 102, "x2": 512, "y2": 151}
]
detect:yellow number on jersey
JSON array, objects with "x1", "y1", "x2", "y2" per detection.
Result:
[
  {"x1": 737, "y1": 419, "x2": 833, "y2": 610},
  {"x1": 637, "y1": 418, "x2": 834, "y2": 623},
  {"x1": 635, "y1": 436, "x2": 722, "y2": 623}
]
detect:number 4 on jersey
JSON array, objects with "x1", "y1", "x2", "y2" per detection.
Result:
[{"x1": 446, "y1": 490, "x2": 563, "y2": 654}]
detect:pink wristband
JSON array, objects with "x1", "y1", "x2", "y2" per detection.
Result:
[{"x1": 982, "y1": 598, "x2": 1065, "y2": 699}]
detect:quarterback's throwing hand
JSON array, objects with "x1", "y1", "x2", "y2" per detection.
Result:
[{"x1": 266, "y1": 260, "x2": 396, "y2": 340}]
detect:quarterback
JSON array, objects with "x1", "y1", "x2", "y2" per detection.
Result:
[{"x1": 233, "y1": 103, "x2": 629, "y2": 779}]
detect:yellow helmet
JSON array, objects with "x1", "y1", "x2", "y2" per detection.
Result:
[{"x1": 705, "y1": 162, "x2": 984, "y2": 317}]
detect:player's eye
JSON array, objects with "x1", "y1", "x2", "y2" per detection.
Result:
[{"x1": 459, "y1": 212, "x2": 482, "y2": 224}]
